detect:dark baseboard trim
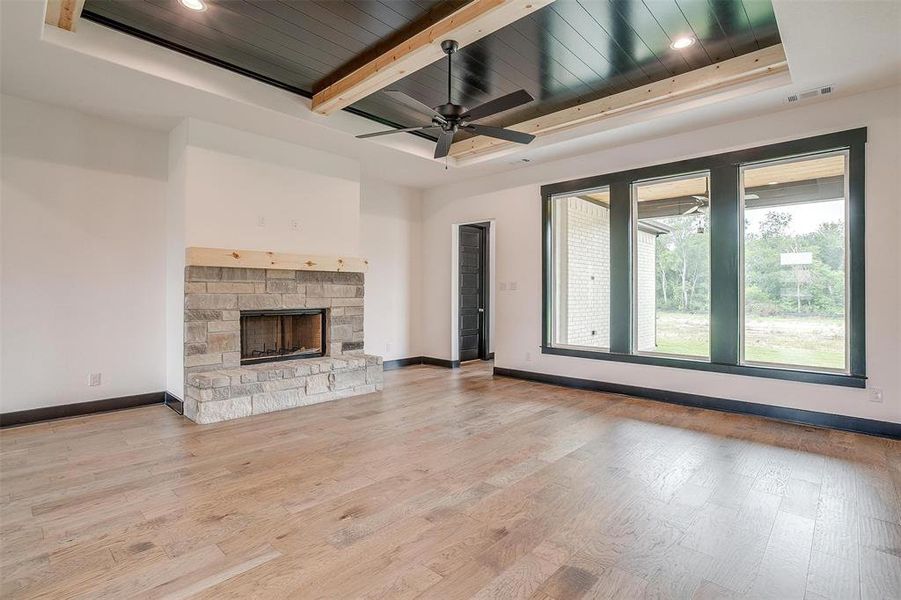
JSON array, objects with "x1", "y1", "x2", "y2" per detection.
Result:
[
  {"x1": 493, "y1": 367, "x2": 900, "y2": 440},
  {"x1": 165, "y1": 392, "x2": 184, "y2": 415},
  {"x1": 384, "y1": 357, "x2": 427, "y2": 371},
  {"x1": 383, "y1": 356, "x2": 461, "y2": 370},
  {"x1": 422, "y1": 356, "x2": 461, "y2": 369},
  {"x1": 0, "y1": 392, "x2": 166, "y2": 428}
]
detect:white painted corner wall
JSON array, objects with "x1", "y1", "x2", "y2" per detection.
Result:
[
  {"x1": 1, "y1": 95, "x2": 168, "y2": 412},
  {"x1": 1, "y1": 97, "x2": 422, "y2": 410},
  {"x1": 360, "y1": 177, "x2": 423, "y2": 361},
  {"x1": 421, "y1": 85, "x2": 901, "y2": 425}
]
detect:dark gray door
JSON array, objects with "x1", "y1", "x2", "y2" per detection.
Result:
[{"x1": 459, "y1": 224, "x2": 488, "y2": 362}]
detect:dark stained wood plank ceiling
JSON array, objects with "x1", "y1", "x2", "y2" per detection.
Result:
[{"x1": 82, "y1": 1, "x2": 781, "y2": 142}]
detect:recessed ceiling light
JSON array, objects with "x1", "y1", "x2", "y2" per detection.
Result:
[
  {"x1": 670, "y1": 36, "x2": 695, "y2": 50},
  {"x1": 179, "y1": 0, "x2": 206, "y2": 11}
]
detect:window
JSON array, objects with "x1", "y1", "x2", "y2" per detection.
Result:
[
  {"x1": 550, "y1": 189, "x2": 610, "y2": 349},
  {"x1": 634, "y1": 173, "x2": 711, "y2": 359},
  {"x1": 741, "y1": 152, "x2": 849, "y2": 372},
  {"x1": 541, "y1": 128, "x2": 866, "y2": 387}
]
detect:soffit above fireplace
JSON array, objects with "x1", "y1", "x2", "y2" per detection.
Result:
[{"x1": 186, "y1": 247, "x2": 368, "y2": 273}]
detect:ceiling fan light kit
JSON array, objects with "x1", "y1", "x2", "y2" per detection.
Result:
[{"x1": 356, "y1": 39, "x2": 536, "y2": 161}]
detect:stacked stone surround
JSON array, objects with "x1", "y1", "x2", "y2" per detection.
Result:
[
  {"x1": 184, "y1": 354, "x2": 383, "y2": 424},
  {"x1": 183, "y1": 265, "x2": 381, "y2": 424}
]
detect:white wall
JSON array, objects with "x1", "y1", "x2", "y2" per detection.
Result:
[
  {"x1": 1, "y1": 95, "x2": 168, "y2": 411},
  {"x1": 360, "y1": 177, "x2": 421, "y2": 361},
  {"x1": 181, "y1": 120, "x2": 361, "y2": 255},
  {"x1": 165, "y1": 121, "x2": 187, "y2": 398},
  {"x1": 421, "y1": 85, "x2": 901, "y2": 424}
]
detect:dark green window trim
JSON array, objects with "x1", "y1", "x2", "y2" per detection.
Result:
[{"x1": 541, "y1": 128, "x2": 867, "y2": 389}]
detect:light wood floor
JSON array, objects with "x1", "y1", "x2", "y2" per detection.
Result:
[{"x1": 1, "y1": 363, "x2": 899, "y2": 599}]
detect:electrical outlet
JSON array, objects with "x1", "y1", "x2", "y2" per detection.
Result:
[
  {"x1": 869, "y1": 388, "x2": 883, "y2": 403},
  {"x1": 385, "y1": 342, "x2": 392, "y2": 353},
  {"x1": 525, "y1": 351, "x2": 531, "y2": 362},
  {"x1": 88, "y1": 373, "x2": 102, "y2": 387},
  {"x1": 290, "y1": 219, "x2": 300, "y2": 231},
  {"x1": 509, "y1": 281, "x2": 518, "y2": 291},
  {"x1": 257, "y1": 215, "x2": 266, "y2": 228},
  {"x1": 499, "y1": 282, "x2": 507, "y2": 291}
]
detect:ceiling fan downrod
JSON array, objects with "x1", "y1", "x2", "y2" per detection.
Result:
[{"x1": 441, "y1": 39, "x2": 459, "y2": 106}]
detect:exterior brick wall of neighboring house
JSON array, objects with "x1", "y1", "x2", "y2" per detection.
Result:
[
  {"x1": 555, "y1": 196, "x2": 658, "y2": 351},
  {"x1": 635, "y1": 231, "x2": 658, "y2": 351},
  {"x1": 561, "y1": 197, "x2": 611, "y2": 347}
]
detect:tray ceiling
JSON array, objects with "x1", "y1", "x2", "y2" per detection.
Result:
[{"x1": 82, "y1": 0, "x2": 782, "y2": 141}]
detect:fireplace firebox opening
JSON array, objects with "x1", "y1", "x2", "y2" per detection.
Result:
[{"x1": 239, "y1": 309, "x2": 326, "y2": 365}]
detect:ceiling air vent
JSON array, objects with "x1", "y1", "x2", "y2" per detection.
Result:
[{"x1": 785, "y1": 85, "x2": 834, "y2": 104}]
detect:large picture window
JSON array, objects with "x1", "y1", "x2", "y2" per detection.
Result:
[
  {"x1": 541, "y1": 129, "x2": 866, "y2": 388},
  {"x1": 741, "y1": 152, "x2": 849, "y2": 372}
]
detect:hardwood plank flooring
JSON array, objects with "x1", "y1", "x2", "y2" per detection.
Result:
[{"x1": 1, "y1": 362, "x2": 898, "y2": 599}]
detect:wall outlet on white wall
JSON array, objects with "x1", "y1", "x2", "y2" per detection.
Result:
[
  {"x1": 291, "y1": 219, "x2": 300, "y2": 231},
  {"x1": 385, "y1": 342, "x2": 391, "y2": 353},
  {"x1": 88, "y1": 373, "x2": 102, "y2": 387},
  {"x1": 869, "y1": 388, "x2": 883, "y2": 402},
  {"x1": 525, "y1": 351, "x2": 531, "y2": 362},
  {"x1": 509, "y1": 281, "x2": 518, "y2": 291},
  {"x1": 256, "y1": 215, "x2": 266, "y2": 228},
  {"x1": 499, "y1": 282, "x2": 507, "y2": 291}
]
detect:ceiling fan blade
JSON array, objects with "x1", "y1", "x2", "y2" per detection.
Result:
[
  {"x1": 467, "y1": 124, "x2": 535, "y2": 145},
  {"x1": 356, "y1": 126, "x2": 435, "y2": 139},
  {"x1": 463, "y1": 89, "x2": 533, "y2": 121},
  {"x1": 434, "y1": 130, "x2": 454, "y2": 159},
  {"x1": 384, "y1": 90, "x2": 445, "y2": 122}
]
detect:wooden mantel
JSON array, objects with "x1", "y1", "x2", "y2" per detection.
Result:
[{"x1": 185, "y1": 247, "x2": 368, "y2": 273}]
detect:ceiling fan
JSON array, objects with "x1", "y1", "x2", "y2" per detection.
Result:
[
  {"x1": 682, "y1": 195, "x2": 709, "y2": 215},
  {"x1": 356, "y1": 40, "x2": 536, "y2": 160}
]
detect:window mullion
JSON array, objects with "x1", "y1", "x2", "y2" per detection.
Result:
[
  {"x1": 609, "y1": 181, "x2": 632, "y2": 354},
  {"x1": 709, "y1": 166, "x2": 741, "y2": 365},
  {"x1": 848, "y1": 141, "x2": 866, "y2": 377}
]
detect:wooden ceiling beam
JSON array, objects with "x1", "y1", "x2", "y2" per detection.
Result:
[
  {"x1": 45, "y1": 0, "x2": 85, "y2": 31},
  {"x1": 311, "y1": 0, "x2": 553, "y2": 116},
  {"x1": 449, "y1": 43, "x2": 789, "y2": 160}
]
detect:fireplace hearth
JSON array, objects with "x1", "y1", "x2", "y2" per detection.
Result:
[{"x1": 240, "y1": 309, "x2": 326, "y2": 365}]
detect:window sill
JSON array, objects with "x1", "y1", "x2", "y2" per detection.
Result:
[{"x1": 540, "y1": 346, "x2": 866, "y2": 388}]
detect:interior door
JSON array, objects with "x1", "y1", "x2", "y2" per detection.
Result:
[{"x1": 459, "y1": 223, "x2": 487, "y2": 362}]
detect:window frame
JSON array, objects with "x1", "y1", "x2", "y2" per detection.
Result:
[
  {"x1": 540, "y1": 128, "x2": 867, "y2": 388},
  {"x1": 738, "y1": 149, "x2": 852, "y2": 375}
]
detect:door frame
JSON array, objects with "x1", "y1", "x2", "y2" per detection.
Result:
[{"x1": 450, "y1": 220, "x2": 494, "y2": 363}]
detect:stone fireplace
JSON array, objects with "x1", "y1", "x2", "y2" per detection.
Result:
[{"x1": 181, "y1": 252, "x2": 382, "y2": 424}]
